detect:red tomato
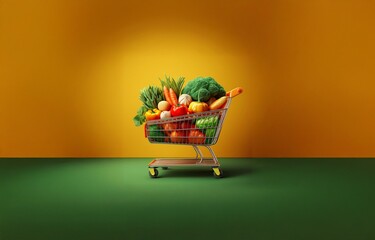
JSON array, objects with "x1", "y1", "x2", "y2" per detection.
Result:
[
  {"x1": 163, "y1": 123, "x2": 178, "y2": 136},
  {"x1": 170, "y1": 131, "x2": 186, "y2": 143},
  {"x1": 188, "y1": 130, "x2": 206, "y2": 144},
  {"x1": 180, "y1": 121, "x2": 193, "y2": 130},
  {"x1": 180, "y1": 121, "x2": 194, "y2": 136}
]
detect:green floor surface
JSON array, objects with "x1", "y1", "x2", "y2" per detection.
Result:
[{"x1": 0, "y1": 158, "x2": 374, "y2": 240}]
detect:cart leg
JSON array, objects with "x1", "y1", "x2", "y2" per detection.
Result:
[
  {"x1": 149, "y1": 168, "x2": 159, "y2": 178},
  {"x1": 192, "y1": 145, "x2": 203, "y2": 161},
  {"x1": 206, "y1": 146, "x2": 218, "y2": 164},
  {"x1": 212, "y1": 167, "x2": 223, "y2": 178}
]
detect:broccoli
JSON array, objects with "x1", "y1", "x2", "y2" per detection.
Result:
[{"x1": 182, "y1": 77, "x2": 226, "y2": 102}]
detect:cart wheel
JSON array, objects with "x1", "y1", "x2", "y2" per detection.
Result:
[
  {"x1": 149, "y1": 168, "x2": 159, "y2": 178},
  {"x1": 162, "y1": 167, "x2": 169, "y2": 170},
  {"x1": 212, "y1": 167, "x2": 223, "y2": 178}
]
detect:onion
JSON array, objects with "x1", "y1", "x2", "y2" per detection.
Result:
[
  {"x1": 178, "y1": 94, "x2": 192, "y2": 106},
  {"x1": 158, "y1": 101, "x2": 171, "y2": 111}
]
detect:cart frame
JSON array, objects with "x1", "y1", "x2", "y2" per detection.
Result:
[{"x1": 146, "y1": 87, "x2": 243, "y2": 178}]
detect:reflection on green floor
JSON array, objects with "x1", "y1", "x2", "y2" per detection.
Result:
[{"x1": 0, "y1": 158, "x2": 374, "y2": 240}]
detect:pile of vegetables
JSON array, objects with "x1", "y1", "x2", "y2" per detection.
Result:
[{"x1": 133, "y1": 76, "x2": 229, "y2": 144}]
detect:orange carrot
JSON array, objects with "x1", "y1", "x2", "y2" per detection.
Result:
[
  {"x1": 226, "y1": 87, "x2": 243, "y2": 97},
  {"x1": 209, "y1": 96, "x2": 228, "y2": 110},
  {"x1": 163, "y1": 86, "x2": 173, "y2": 106},
  {"x1": 169, "y1": 88, "x2": 178, "y2": 106}
]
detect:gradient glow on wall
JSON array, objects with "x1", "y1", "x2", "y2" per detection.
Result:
[{"x1": 1, "y1": 0, "x2": 375, "y2": 157}]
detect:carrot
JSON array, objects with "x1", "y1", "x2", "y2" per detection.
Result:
[
  {"x1": 209, "y1": 96, "x2": 228, "y2": 110},
  {"x1": 169, "y1": 88, "x2": 178, "y2": 106},
  {"x1": 163, "y1": 86, "x2": 173, "y2": 106},
  {"x1": 226, "y1": 87, "x2": 243, "y2": 97}
]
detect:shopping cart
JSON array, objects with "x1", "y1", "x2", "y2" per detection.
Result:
[{"x1": 145, "y1": 87, "x2": 243, "y2": 178}]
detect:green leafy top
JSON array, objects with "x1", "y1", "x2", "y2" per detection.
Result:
[
  {"x1": 139, "y1": 85, "x2": 164, "y2": 109},
  {"x1": 160, "y1": 75, "x2": 185, "y2": 97},
  {"x1": 133, "y1": 85, "x2": 163, "y2": 126}
]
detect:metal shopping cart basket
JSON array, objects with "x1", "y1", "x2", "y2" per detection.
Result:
[{"x1": 145, "y1": 87, "x2": 243, "y2": 178}]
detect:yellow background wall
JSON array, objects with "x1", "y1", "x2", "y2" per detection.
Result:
[{"x1": 1, "y1": 0, "x2": 375, "y2": 157}]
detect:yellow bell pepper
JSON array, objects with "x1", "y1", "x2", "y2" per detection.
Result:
[
  {"x1": 188, "y1": 101, "x2": 209, "y2": 113},
  {"x1": 145, "y1": 108, "x2": 161, "y2": 120}
]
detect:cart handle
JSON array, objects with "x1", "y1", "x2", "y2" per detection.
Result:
[{"x1": 226, "y1": 87, "x2": 243, "y2": 98}]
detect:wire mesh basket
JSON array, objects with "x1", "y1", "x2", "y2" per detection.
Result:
[{"x1": 145, "y1": 104, "x2": 228, "y2": 146}]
